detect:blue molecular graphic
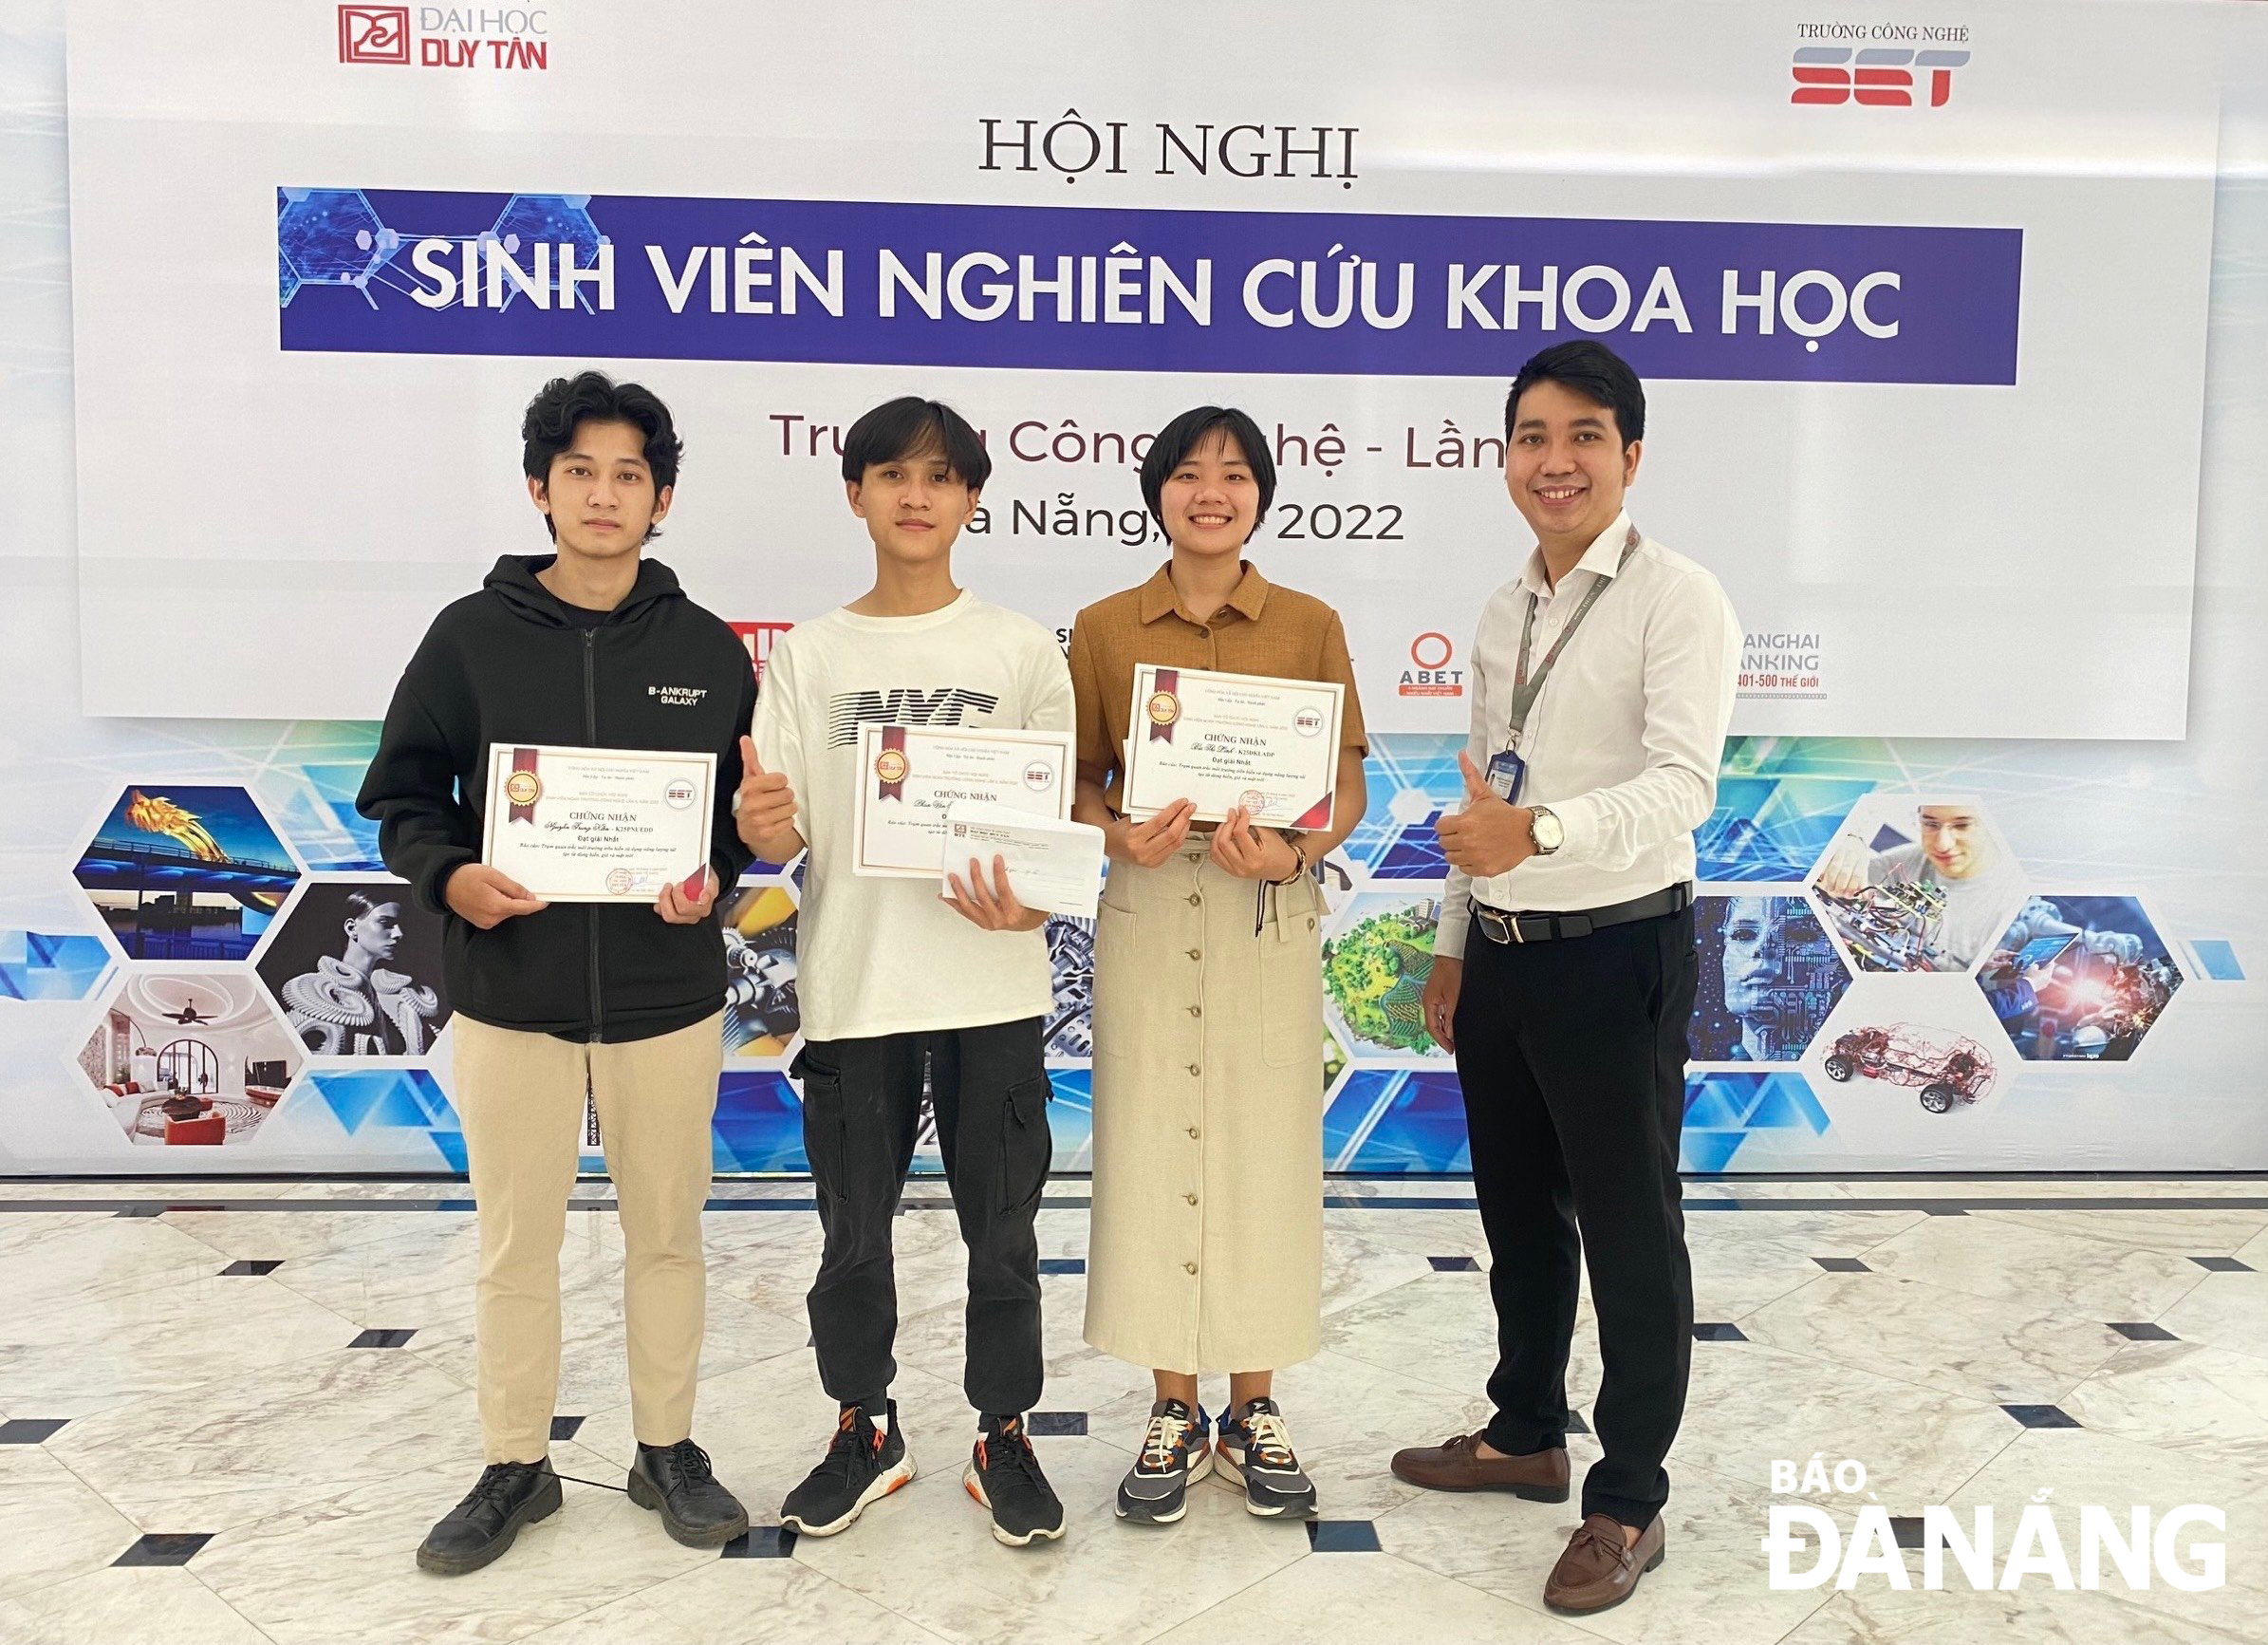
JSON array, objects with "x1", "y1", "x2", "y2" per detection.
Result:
[{"x1": 276, "y1": 189, "x2": 402, "y2": 309}]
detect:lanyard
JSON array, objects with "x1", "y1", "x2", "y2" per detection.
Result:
[{"x1": 1505, "y1": 524, "x2": 1641, "y2": 748}]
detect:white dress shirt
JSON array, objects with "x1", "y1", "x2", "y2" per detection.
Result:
[{"x1": 1436, "y1": 511, "x2": 1741, "y2": 962}]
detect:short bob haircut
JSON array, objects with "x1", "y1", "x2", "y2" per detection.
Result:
[
  {"x1": 1138, "y1": 406, "x2": 1277, "y2": 534},
  {"x1": 1504, "y1": 341, "x2": 1646, "y2": 447},
  {"x1": 839, "y1": 396, "x2": 993, "y2": 492},
  {"x1": 521, "y1": 371, "x2": 684, "y2": 539}
]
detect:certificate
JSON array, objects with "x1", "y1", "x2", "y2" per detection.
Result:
[
  {"x1": 851, "y1": 724, "x2": 1074, "y2": 878},
  {"x1": 481, "y1": 743, "x2": 716, "y2": 903},
  {"x1": 1122, "y1": 664, "x2": 1343, "y2": 828},
  {"x1": 939, "y1": 801, "x2": 1106, "y2": 919}
]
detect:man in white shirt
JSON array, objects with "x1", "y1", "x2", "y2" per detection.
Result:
[
  {"x1": 1387, "y1": 342, "x2": 1739, "y2": 1616},
  {"x1": 737, "y1": 396, "x2": 1072, "y2": 1549}
]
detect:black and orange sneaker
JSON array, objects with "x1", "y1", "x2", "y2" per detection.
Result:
[
  {"x1": 1216, "y1": 1397, "x2": 1317, "y2": 1519},
  {"x1": 780, "y1": 1399, "x2": 915, "y2": 1537},
  {"x1": 964, "y1": 1414, "x2": 1066, "y2": 1547},
  {"x1": 1115, "y1": 1399, "x2": 1212, "y2": 1524}
]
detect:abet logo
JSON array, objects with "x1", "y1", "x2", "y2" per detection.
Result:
[
  {"x1": 338, "y1": 5, "x2": 411, "y2": 64},
  {"x1": 1792, "y1": 48, "x2": 1971, "y2": 107},
  {"x1": 1399, "y1": 632, "x2": 1464, "y2": 699}
]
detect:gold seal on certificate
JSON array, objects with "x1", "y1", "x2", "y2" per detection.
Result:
[
  {"x1": 480, "y1": 743, "x2": 716, "y2": 903},
  {"x1": 851, "y1": 724, "x2": 1075, "y2": 878},
  {"x1": 1121, "y1": 664, "x2": 1343, "y2": 828}
]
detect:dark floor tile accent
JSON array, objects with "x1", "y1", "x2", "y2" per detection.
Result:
[
  {"x1": 1890, "y1": 1516, "x2": 1925, "y2": 1550},
  {"x1": 112, "y1": 1205, "x2": 163, "y2": 1218},
  {"x1": 2191, "y1": 1256, "x2": 2254, "y2": 1272},
  {"x1": 348, "y1": 1328, "x2": 418, "y2": 1349},
  {"x1": 1428, "y1": 1256, "x2": 1480, "y2": 1272},
  {"x1": 2002, "y1": 1404, "x2": 2081, "y2": 1429},
  {"x1": 550, "y1": 1416, "x2": 586, "y2": 1441},
  {"x1": 219, "y1": 1259, "x2": 285, "y2": 1276},
  {"x1": 0, "y1": 1419, "x2": 69, "y2": 1445},
  {"x1": 1027, "y1": 1411, "x2": 1087, "y2": 1437},
  {"x1": 1306, "y1": 1520, "x2": 1382, "y2": 1552},
  {"x1": 1924, "y1": 1208, "x2": 1970, "y2": 1217},
  {"x1": 1692, "y1": 1323, "x2": 1748, "y2": 1342},
  {"x1": 1813, "y1": 1257, "x2": 1870, "y2": 1272},
  {"x1": 2110, "y1": 1322, "x2": 2179, "y2": 1341},
  {"x1": 1566, "y1": 1411, "x2": 1590, "y2": 1436},
  {"x1": 113, "y1": 1533, "x2": 214, "y2": 1567},
  {"x1": 1037, "y1": 1258, "x2": 1086, "y2": 1276},
  {"x1": 722, "y1": 1525, "x2": 798, "y2": 1558}
]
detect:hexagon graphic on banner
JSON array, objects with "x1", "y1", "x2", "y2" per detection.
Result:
[
  {"x1": 1682, "y1": 1072, "x2": 1832, "y2": 1172},
  {"x1": 72, "y1": 785, "x2": 301, "y2": 963},
  {"x1": 71, "y1": 971, "x2": 304, "y2": 1150},
  {"x1": 276, "y1": 187, "x2": 401, "y2": 302},
  {"x1": 1806, "y1": 794, "x2": 2029, "y2": 977},
  {"x1": 1323, "y1": 888, "x2": 1452, "y2": 1061},
  {"x1": 254, "y1": 878, "x2": 451, "y2": 1058},
  {"x1": 1803, "y1": 975, "x2": 2017, "y2": 1136},
  {"x1": 1690, "y1": 890, "x2": 1852, "y2": 1063},
  {"x1": 0, "y1": 931, "x2": 115, "y2": 1001},
  {"x1": 1976, "y1": 894, "x2": 2188, "y2": 1062},
  {"x1": 720, "y1": 878, "x2": 801, "y2": 1060}
]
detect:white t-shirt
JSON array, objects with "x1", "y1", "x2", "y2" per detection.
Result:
[{"x1": 749, "y1": 591, "x2": 1074, "y2": 1040}]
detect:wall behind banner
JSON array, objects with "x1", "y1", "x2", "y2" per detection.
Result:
[{"x1": 3, "y1": 6, "x2": 2265, "y2": 1176}]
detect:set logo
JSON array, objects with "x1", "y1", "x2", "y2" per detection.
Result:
[
  {"x1": 729, "y1": 622, "x2": 792, "y2": 682},
  {"x1": 1791, "y1": 27, "x2": 1972, "y2": 107},
  {"x1": 338, "y1": 5, "x2": 411, "y2": 63},
  {"x1": 1398, "y1": 631, "x2": 1465, "y2": 699}
]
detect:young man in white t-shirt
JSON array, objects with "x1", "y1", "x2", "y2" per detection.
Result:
[{"x1": 737, "y1": 397, "x2": 1072, "y2": 1548}]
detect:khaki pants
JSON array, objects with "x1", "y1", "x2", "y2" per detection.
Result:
[{"x1": 452, "y1": 1011, "x2": 723, "y2": 1464}]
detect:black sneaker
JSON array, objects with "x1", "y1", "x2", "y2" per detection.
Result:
[
  {"x1": 780, "y1": 1401, "x2": 915, "y2": 1537},
  {"x1": 1216, "y1": 1397, "x2": 1318, "y2": 1519},
  {"x1": 1115, "y1": 1400, "x2": 1213, "y2": 1525},
  {"x1": 963, "y1": 1414, "x2": 1066, "y2": 1547},
  {"x1": 416, "y1": 1459, "x2": 562, "y2": 1575},
  {"x1": 628, "y1": 1438, "x2": 750, "y2": 1548}
]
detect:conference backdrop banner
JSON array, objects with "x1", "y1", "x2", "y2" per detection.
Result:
[
  {"x1": 66, "y1": 1, "x2": 2217, "y2": 737},
  {"x1": 4, "y1": 1, "x2": 2261, "y2": 1178}
]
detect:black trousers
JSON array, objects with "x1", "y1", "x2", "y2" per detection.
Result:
[
  {"x1": 792, "y1": 1017, "x2": 1052, "y2": 1417},
  {"x1": 1453, "y1": 903, "x2": 1697, "y2": 1529}
]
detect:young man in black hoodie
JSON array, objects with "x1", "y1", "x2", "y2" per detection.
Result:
[{"x1": 359, "y1": 372, "x2": 756, "y2": 1574}]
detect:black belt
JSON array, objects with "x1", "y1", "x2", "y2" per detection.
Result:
[{"x1": 1469, "y1": 882, "x2": 1692, "y2": 945}]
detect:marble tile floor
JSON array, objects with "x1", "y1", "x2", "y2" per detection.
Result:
[{"x1": 0, "y1": 1175, "x2": 2259, "y2": 1645}]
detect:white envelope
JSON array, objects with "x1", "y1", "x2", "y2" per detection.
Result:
[{"x1": 938, "y1": 800, "x2": 1106, "y2": 920}]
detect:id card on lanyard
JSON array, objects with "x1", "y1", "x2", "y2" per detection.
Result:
[{"x1": 1492, "y1": 525, "x2": 1641, "y2": 804}]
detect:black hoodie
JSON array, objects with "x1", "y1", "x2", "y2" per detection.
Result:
[{"x1": 357, "y1": 554, "x2": 755, "y2": 1040}]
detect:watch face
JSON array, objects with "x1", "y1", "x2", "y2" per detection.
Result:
[{"x1": 1534, "y1": 810, "x2": 1565, "y2": 851}]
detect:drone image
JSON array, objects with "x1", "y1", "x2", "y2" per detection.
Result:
[
  {"x1": 1815, "y1": 879, "x2": 1949, "y2": 972},
  {"x1": 1821, "y1": 1022, "x2": 1998, "y2": 1113}
]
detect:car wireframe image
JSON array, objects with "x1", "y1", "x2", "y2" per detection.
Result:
[{"x1": 1820, "y1": 1022, "x2": 1998, "y2": 1113}]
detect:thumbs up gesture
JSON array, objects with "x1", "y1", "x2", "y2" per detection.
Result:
[
  {"x1": 734, "y1": 735, "x2": 805, "y2": 864},
  {"x1": 1435, "y1": 749, "x2": 1535, "y2": 879}
]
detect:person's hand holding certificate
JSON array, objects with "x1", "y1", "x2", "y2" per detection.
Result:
[
  {"x1": 939, "y1": 801, "x2": 1106, "y2": 920},
  {"x1": 1121, "y1": 664, "x2": 1342, "y2": 828},
  {"x1": 851, "y1": 724, "x2": 1074, "y2": 877},
  {"x1": 481, "y1": 743, "x2": 716, "y2": 903}
]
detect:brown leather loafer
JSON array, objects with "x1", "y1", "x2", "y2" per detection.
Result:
[
  {"x1": 1543, "y1": 1512, "x2": 1665, "y2": 1614},
  {"x1": 1387, "y1": 1430, "x2": 1570, "y2": 1501}
]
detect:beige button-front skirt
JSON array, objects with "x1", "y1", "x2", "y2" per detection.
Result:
[{"x1": 1082, "y1": 846, "x2": 1327, "y2": 1374}]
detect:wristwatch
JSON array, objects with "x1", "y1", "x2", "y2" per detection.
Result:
[{"x1": 1529, "y1": 805, "x2": 1564, "y2": 856}]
